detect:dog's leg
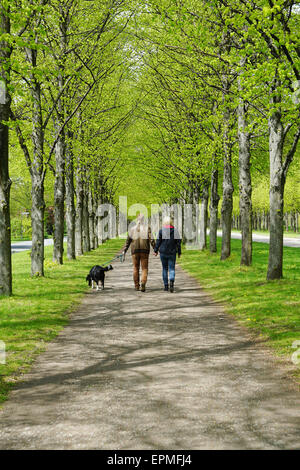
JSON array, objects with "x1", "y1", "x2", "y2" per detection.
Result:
[
  {"x1": 91, "y1": 280, "x2": 94, "y2": 289},
  {"x1": 96, "y1": 282, "x2": 100, "y2": 291},
  {"x1": 102, "y1": 280, "x2": 104, "y2": 290}
]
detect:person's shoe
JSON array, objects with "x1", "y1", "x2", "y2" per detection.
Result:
[
  {"x1": 141, "y1": 283, "x2": 146, "y2": 292},
  {"x1": 170, "y1": 281, "x2": 174, "y2": 293},
  {"x1": 135, "y1": 285, "x2": 140, "y2": 291},
  {"x1": 164, "y1": 284, "x2": 169, "y2": 291}
]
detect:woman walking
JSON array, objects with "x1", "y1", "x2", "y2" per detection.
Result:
[{"x1": 154, "y1": 216, "x2": 182, "y2": 292}]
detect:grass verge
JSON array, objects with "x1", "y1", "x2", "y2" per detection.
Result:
[
  {"x1": 179, "y1": 237, "x2": 300, "y2": 383},
  {"x1": 0, "y1": 238, "x2": 123, "y2": 405}
]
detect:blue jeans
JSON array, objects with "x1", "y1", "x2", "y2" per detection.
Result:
[{"x1": 160, "y1": 253, "x2": 176, "y2": 286}]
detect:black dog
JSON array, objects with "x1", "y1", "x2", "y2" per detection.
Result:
[{"x1": 86, "y1": 265, "x2": 113, "y2": 291}]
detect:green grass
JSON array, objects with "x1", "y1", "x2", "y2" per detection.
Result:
[
  {"x1": 0, "y1": 238, "x2": 123, "y2": 404},
  {"x1": 180, "y1": 238, "x2": 300, "y2": 382}
]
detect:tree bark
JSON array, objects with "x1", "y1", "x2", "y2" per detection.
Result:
[
  {"x1": 93, "y1": 181, "x2": 99, "y2": 249},
  {"x1": 209, "y1": 168, "x2": 220, "y2": 253},
  {"x1": 31, "y1": 176, "x2": 45, "y2": 277},
  {"x1": 75, "y1": 160, "x2": 84, "y2": 256},
  {"x1": 267, "y1": 108, "x2": 284, "y2": 280},
  {"x1": 28, "y1": 49, "x2": 45, "y2": 277},
  {"x1": 82, "y1": 184, "x2": 90, "y2": 253},
  {"x1": 53, "y1": 7, "x2": 68, "y2": 264},
  {"x1": 52, "y1": 130, "x2": 65, "y2": 264},
  {"x1": 0, "y1": 4, "x2": 12, "y2": 295},
  {"x1": 88, "y1": 188, "x2": 95, "y2": 250},
  {"x1": 292, "y1": 212, "x2": 296, "y2": 232},
  {"x1": 199, "y1": 182, "x2": 209, "y2": 251},
  {"x1": 221, "y1": 114, "x2": 234, "y2": 260},
  {"x1": 65, "y1": 133, "x2": 75, "y2": 260},
  {"x1": 238, "y1": 96, "x2": 252, "y2": 266},
  {"x1": 97, "y1": 194, "x2": 104, "y2": 245}
]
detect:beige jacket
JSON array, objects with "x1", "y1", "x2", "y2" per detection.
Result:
[{"x1": 123, "y1": 223, "x2": 155, "y2": 255}]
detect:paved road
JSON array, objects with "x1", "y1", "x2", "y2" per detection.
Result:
[
  {"x1": 11, "y1": 239, "x2": 55, "y2": 254},
  {"x1": 225, "y1": 231, "x2": 300, "y2": 248},
  {"x1": 0, "y1": 255, "x2": 299, "y2": 449},
  {"x1": 11, "y1": 238, "x2": 67, "y2": 254}
]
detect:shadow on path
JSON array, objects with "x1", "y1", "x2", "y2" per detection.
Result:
[{"x1": 0, "y1": 255, "x2": 299, "y2": 450}]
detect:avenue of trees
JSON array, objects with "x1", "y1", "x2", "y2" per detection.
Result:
[{"x1": 0, "y1": 0, "x2": 299, "y2": 296}]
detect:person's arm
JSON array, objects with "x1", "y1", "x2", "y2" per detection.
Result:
[
  {"x1": 175, "y1": 229, "x2": 181, "y2": 257},
  {"x1": 149, "y1": 226, "x2": 156, "y2": 250},
  {"x1": 154, "y1": 229, "x2": 162, "y2": 254},
  {"x1": 177, "y1": 239, "x2": 182, "y2": 257},
  {"x1": 123, "y1": 234, "x2": 132, "y2": 254}
]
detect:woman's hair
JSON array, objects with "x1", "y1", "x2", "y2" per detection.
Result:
[{"x1": 163, "y1": 216, "x2": 173, "y2": 226}]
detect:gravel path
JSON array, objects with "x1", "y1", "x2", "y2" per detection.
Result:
[{"x1": 0, "y1": 255, "x2": 299, "y2": 450}]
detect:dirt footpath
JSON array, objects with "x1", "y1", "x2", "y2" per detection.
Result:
[{"x1": 0, "y1": 255, "x2": 299, "y2": 449}]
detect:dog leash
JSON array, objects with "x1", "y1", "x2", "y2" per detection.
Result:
[{"x1": 101, "y1": 252, "x2": 125, "y2": 267}]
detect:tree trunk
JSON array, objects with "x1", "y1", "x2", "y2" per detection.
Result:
[
  {"x1": 267, "y1": 109, "x2": 284, "y2": 280},
  {"x1": 97, "y1": 194, "x2": 104, "y2": 245},
  {"x1": 82, "y1": 187, "x2": 90, "y2": 253},
  {"x1": 52, "y1": 132, "x2": 65, "y2": 264},
  {"x1": 285, "y1": 212, "x2": 289, "y2": 231},
  {"x1": 93, "y1": 182, "x2": 99, "y2": 249},
  {"x1": 0, "y1": 4, "x2": 12, "y2": 296},
  {"x1": 209, "y1": 169, "x2": 220, "y2": 253},
  {"x1": 257, "y1": 212, "x2": 261, "y2": 231},
  {"x1": 88, "y1": 188, "x2": 95, "y2": 250},
  {"x1": 75, "y1": 161, "x2": 84, "y2": 256},
  {"x1": 53, "y1": 10, "x2": 67, "y2": 264},
  {"x1": 29, "y1": 50, "x2": 45, "y2": 277},
  {"x1": 199, "y1": 182, "x2": 209, "y2": 250},
  {"x1": 31, "y1": 177, "x2": 45, "y2": 277},
  {"x1": 292, "y1": 211, "x2": 296, "y2": 232},
  {"x1": 238, "y1": 96, "x2": 252, "y2": 266},
  {"x1": 221, "y1": 118, "x2": 234, "y2": 260},
  {"x1": 94, "y1": 216, "x2": 98, "y2": 248},
  {"x1": 65, "y1": 134, "x2": 75, "y2": 260}
]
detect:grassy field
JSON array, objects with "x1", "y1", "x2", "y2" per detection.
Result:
[
  {"x1": 180, "y1": 238, "x2": 300, "y2": 382},
  {"x1": 0, "y1": 238, "x2": 123, "y2": 404}
]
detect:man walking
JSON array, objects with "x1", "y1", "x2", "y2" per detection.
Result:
[{"x1": 123, "y1": 214, "x2": 155, "y2": 292}]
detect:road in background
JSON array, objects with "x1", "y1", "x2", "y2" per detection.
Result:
[
  {"x1": 11, "y1": 238, "x2": 67, "y2": 254},
  {"x1": 219, "y1": 231, "x2": 300, "y2": 248}
]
